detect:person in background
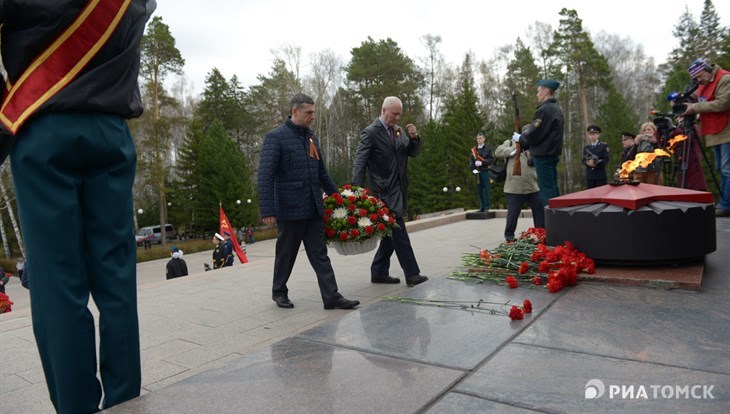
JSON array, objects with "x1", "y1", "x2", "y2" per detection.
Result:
[
  {"x1": 515, "y1": 79, "x2": 564, "y2": 206},
  {"x1": 222, "y1": 231, "x2": 234, "y2": 267},
  {"x1": 469, "y1": 131, "x2": 495, "y2": 212},
  {"x1": 494, "y1": 130, "x2": 545, "y2": 242},
  {"x1": 0, "y1": 1, "x2": 156, "y2": 411},
  {"x1": 212, "y1": 233, "x2": 226, "y2": 269},
  {"x1": 582, "y1": 125, "x2": 610, "y2": 188},
  {"x1": 0, "y1": 266, "x2": 9, "y2": 294},
  {"x1": 166, "y1": 246, "x2": 189, "y2": 280},
  {"x1": 682, "y1": 59, "x2": 730, "y2": 216},
  {"x1": 634, "y1": 122, "x2": 661, "y2": 184},
  {"x1": 352, "y1": 96, "x2": 428, "y2": 288},
  {"x1": 620, "y1": 131, "x2": 638, "y2": 164},
  {"x1": 258, "y1": 93, "x2": 359, "y2": 310}
]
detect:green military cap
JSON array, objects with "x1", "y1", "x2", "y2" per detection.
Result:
[{"x1": 537, "y1": 79, "x2": 560, "y2": 91}]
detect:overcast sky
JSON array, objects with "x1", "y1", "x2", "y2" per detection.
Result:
[{"x1": 153, "y1": 0, "x2": 730, "y2": 95}]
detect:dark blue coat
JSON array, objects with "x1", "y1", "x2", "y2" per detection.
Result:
[
  {"x1": 258, "y1": 117, "x2": 337, "y2": 221},
  {"x1": 582, "y1": 141, "x2": 610, "y2": 181}
]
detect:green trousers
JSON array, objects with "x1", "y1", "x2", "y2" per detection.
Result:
[{"x1": 11, "y1": 112, "x2": 140, "y2": 413}]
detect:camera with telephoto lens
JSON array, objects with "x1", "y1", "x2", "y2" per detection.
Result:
[{"x1": 666, "y1": 79, "x2": 699, "y2": 115}]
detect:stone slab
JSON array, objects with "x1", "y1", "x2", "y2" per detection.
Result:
[
  {"x1": 426, "y1": 392, "x2": 545, "y2": 413},
  {"x1": 583, "y1": 261, "x2": 704, "y2": 291},
  {"x1": 513, "y1": 283, "x2": 730, "y2": 374},
  {"x1": 455, "y1": 343, "x2": 729, "y2": 414},
  {"x1": 465, "y1": 211, "x2": 496, "y2": 220},
  {"x1": 297, "y1": 278, "x2": 560, "y2": 371},
  {"x1": 105, "y1": 337, "x2": 464, "y2": 414}
]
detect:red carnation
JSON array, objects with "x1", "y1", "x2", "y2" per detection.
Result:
[
  {"x1": 509, "y1": 306, "x2": 524, "y2": 320},
  {"x1": 505, "y1": 276, "x2": 518, "y2": 289},
  {"x1": 348, "y1": 196, "x2": 357, "y2": 203},
  {"x1": 365, "y1": 226, "x2": 374, "y2": 235},
  {"x1": 347, "y1": 203, "x2": 356, "y2": 211},
  {"x1": 339, "y1": 231, "x2": 349, "y2": 241},
  {"x1": 538, "y1": 260, "x2": 551, "y2": 272},
  {"x1": 349, "y1": 229, "x2": 360, "y2": 238},
  {"x1": 532, "y1": 276, "x2": 542, "y2": 285},
  {"x1": 325, "y1": 228, "x2": 335, "y2": 237},
  {"x1": 547, "y1": 279, "x2": 563, "y2": 293},
  {"x1": 522, "y1": 299, "x2": 533, "y2": 313},
  {"x1": 376, "y1": 223, "x2": 386, "y2": 232},
  {"x1": 369, "y1": 214, "x2": 379, "y2": 221},
  {"x1": 347, "y1": 216, "x2": 357, "y2": 225},
  {"x1": 358, "y1": 208, "x2": 368, "y2": 217},
  {"x1": 343, "y1": 184, "x2": 352, "y2": 190},
  {"x1": 518, "y1": 262, "x2": 530, "y2": 274}
]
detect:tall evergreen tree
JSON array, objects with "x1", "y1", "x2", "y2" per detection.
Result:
[
  {"x1": 438, "y1": 54, "x2": 484, "y2": 211},
  {"x1": 346, "y1": 37, "x2": 425, "y2": 126},
  {"x1": 138, "y1": 16, "x2": 185, "y2": 246}
]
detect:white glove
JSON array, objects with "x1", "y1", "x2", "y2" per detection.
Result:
[
  {"x1": 475, "y1": 160, "x2": 482, "y2": 167},
  {"x1": 512, "y1": 132, "x2": 521, "y2": 142},
  {"x1": 472, "y1": 169, "x2": 479, "y2": 174},
  {"x1": 509, "y1": 150, "x2": 516, "y2": 157}
]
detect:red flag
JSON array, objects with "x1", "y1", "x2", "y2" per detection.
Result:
[{"x1": 219, "y1": 205, "x2": 249, "y2": 264}]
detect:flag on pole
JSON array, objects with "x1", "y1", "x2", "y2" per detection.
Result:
[{"x1": 219, "y1": 205, "x2": 249, "y2": 264}]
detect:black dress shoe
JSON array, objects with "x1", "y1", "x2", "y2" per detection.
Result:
[
  {"x1": 371, "y1": 275, "x2": 401, "y2": 284},
  {"x1": 324, "y1": 297, "x2": 360, "y2": 310},
  {"x1": 405, "y1": 274, "x2": 428, "y2": 287},
  {"x1": 272, "y1": 295, "x2": 294, "y2": 308}
]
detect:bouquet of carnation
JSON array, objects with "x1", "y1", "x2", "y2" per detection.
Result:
[
  {"x1": 0, "y1": 291, "x2": 13, "y2": 314},
  {"x1": 323, "y1": 185, "x2": 398, "y2": 255}
]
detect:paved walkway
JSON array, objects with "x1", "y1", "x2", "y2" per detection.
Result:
[{"x1": 1, "y1": 213, "x2": 728, "y2": 413}]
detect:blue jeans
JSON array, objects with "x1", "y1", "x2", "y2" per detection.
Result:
[
  {"x1": 714, "y1": 142, "x2": 730, "y2": 209},
  {"x1": 532, "y1": 156, "x2": 561, "y2": 206}
]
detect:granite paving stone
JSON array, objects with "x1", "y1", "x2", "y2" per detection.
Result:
[
  {"x1": 455, "y1": 343, "x2": 729, "y2": 414},
  {"x1": 105, "y1": 337, "x2": 464, "y2": 414},
  {"x1": 426, "y1": 392, "x2": 549, "y2": 413},
  {"x1": 514, "y1": 283, "x2": 730, "y2": 374}
]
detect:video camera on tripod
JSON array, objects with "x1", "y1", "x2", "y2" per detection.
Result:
[{"x1": 666, "y1": 79, "x2": 699, "y2": 116}]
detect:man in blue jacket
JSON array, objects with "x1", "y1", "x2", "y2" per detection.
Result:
[{"x1": 258, "y1": 93, "x2": 359, "y2": 310}]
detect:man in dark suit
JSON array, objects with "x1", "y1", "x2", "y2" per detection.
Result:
[
  {"x1": 258, "y1": 93, "x2": 359, "y2": 310},
  {"x1": 352, "y1": 96, "x2": 428, "y2": 287},
  {"x1": 582, "y1": 124, "x2": 610, "y2": 188}
]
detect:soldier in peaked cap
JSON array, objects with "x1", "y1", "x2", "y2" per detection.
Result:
[
  {"x1": 582, "y1": 124, "x2": 610, "y2": 188},
  {"x1": 514, "y1": 79, "x2": 565, "y2": 206}
]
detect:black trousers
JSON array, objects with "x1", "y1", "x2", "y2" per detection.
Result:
[
  {"x1": 371, "y1": 216, "x2": 421, "y2": 277},
  {"x1": 505, "y1": 192, "x2": 545, "y2": 240},
  {"x1": 273, "y1": 217, "x2": 342, "y2": 304}
]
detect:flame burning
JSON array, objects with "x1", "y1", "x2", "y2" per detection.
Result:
[
  {"x1": 618, "y1": 149, "x2": 672, "y2": 179},
  {"x1": 666, "y1": 134, "x2": 687, "y2": 152}
]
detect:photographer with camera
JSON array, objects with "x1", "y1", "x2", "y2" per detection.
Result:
[
  {"x1": 582, "y1": 125, "x2": 610, "y2": 188},
  {"x1": 633, "y1": 122, "x2": 662, "y2": 184},
  {"x1": 681, "y1": 59, "x2": 730, "y2": 217}
]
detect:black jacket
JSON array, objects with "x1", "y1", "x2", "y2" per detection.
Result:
[
  {"x1": 0, "y1": 0, "x2": 156, "y2": 164},
  {"x1": 469, "y1": 145, "x2": 494, "y2": 172},
  {"x1": 352, "y1": 119, "x2": 421, "y2": 217},
  {"x1": 258, "y1": 117, "x2": 337, "y2": 221},
  {"x1": 519, "y1": 98, "x2": 564, "y2": 157},
  {"x1": 582, "y1": 141, "x2": 610, "y2": 180},
  {"x1": 166, "y1": 257, "x2": 188, "y2": 280}
]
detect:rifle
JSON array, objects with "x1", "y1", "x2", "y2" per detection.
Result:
[{"x1": 511, "y1": 93, "x2": 522, "y2": 176}]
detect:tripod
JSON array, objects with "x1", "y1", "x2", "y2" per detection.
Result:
[{"x1": 657, "y1": 112, "x2": 722, "y2": 194}]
